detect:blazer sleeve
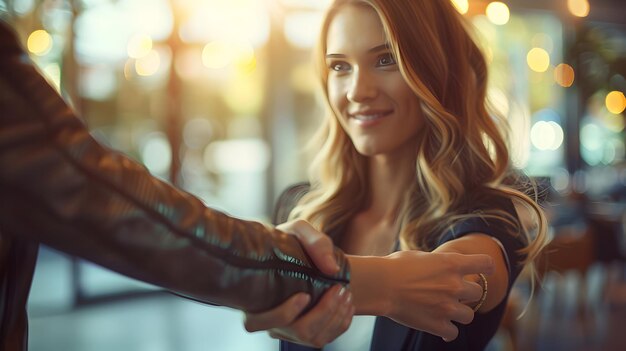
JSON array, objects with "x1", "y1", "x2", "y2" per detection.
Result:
[{"x1": 0, "y1": 21, "x2": 349, "y2": 314}]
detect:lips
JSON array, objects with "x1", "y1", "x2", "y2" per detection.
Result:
[{"x1": 348, "y1": 109, "x2": 393, "y2": 126}]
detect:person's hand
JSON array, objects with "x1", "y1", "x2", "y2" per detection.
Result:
[
  {"x1": 348, "y1": 250, "x2": 494, "y2": 342},
  {"x1": 244, "y1": 285, "x2": 354, "y2": 347},
  {"x1": 277, "y1": 220, "x2": 341, "y2": 275},
  {"x1": 383, "y1": 251, "x2": 494, "y2": 341},
  {"x1": 243, "y1": 220, "x2": 354, "y2": 347}
]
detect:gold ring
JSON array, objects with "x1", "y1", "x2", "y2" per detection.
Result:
[{"x1": 473, "y1": 273, "x2": 488, "y2": 312}]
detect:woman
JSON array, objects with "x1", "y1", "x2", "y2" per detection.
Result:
[{"x1": 252, "y1": 0, "x2": 548, "y2": 350}]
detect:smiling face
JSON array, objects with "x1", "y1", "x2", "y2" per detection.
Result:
[{"x1": 325, "y1": 3, "x2": 424, "y2": 158}]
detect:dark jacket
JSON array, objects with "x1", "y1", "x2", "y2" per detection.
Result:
[{"x1": 0, "y1": 21, "x2": 349, "y2": 350}]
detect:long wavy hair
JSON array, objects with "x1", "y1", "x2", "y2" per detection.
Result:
[{"x1": 290, "y1": 0, "x2": 547, "y2": 267}]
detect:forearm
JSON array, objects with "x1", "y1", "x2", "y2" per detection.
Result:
[
  {"x1": 346, "y1": 255, "x2": 391, "y2": 316},
  {"x1": 0, "y1": 21, "x2": 349, "y2": 313},
  {"x1": 343, "y1": 250, "x2": 496, "y2": 341}
]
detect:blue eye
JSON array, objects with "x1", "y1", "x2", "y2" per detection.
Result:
[{"x1": 377, "y1": 53, "x2": 396, "y2": 67}]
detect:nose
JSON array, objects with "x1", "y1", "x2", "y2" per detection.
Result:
[{"x1": 346, "y1": 68, "x2": 377, "y2": 102}]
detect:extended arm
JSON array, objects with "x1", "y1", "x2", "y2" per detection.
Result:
[
  {"x1": 245, "y1": 221, "x2": 495, "y2": 344},
  {"x1": 348, "y1": 250, "x2": 493, "y2": 340},
  {"x1": 0, "y1": 21, "x2": 349, "y2": 313}
]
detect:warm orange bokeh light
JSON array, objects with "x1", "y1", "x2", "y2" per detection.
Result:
[
  {"x1": 554, "y1": 63, "x2": 575, "y2": 87},
  {"x1": 606, "y1": 91, "x2": 626, "y2": 115}
]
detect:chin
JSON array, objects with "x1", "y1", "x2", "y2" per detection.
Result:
[{"x1": 354, "y1": 144, "x2": 382, "y2": 157}]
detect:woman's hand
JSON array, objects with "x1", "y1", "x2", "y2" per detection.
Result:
[
  {"x1": 348, "y1": 250, "x2": 494, "y2": 341},
  {"x1": 242, "y1": 220, "x2": 355, "y2": 347}
]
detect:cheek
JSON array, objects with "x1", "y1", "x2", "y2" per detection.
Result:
[
  {"x1": 400, "y1": 94, "x2": 425, "y2": 134},
  {"x1": 327, "y1": 79, "x2": 346, "y2": 110}
]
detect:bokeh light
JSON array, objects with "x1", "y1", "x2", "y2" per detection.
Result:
[
  {"x1": 527, "y1": 48, "x2": 550, "y2": 73},
  {"x1": 284, "y1": 12, "x2": 325, "y2": 48},
  {"x1": 530, "y1": 121, "x2": 564, "y2": 151},
  {"x1": 551, "y1": 167, "x2": 571, "y2": 193},
  {"x1": 14, "y1": 0, "x2": 35, "y2": 15},
  {"x1": 580, "y1": 123, "x2": 603, "y2": 151},
  {"x1": 605, "y1": 91, "x2": 626, "y2": 114},
  {"x1": 27, "y1": 30, "x2": 53, "y2": 56},
  {"x1": 201, "y1": 39, "x2": 257, "y2": 74},
  {"x1": 567, "y1": 0, "x2": 590, "y2": 18},
  {"x1": 178, "y1": 0, "x2": 270, "y2": 48},
  {"x1": 486, "y1": 2, "x2": 510, "y2": 25},
  {"x1": 204, "y1": 139, "x2": 270, "y2": 173},
  {"x1": 202, "y1": 41, "x2": 234, "y2": 69},
  {"x1": 127, "y1": 34, "x2": 153, "y2": 59},
  {"x1": 135, "y1": 50, "x2": 161, "y2": 76},
  {"x1": 141, "y1": 132, "x2": 172, "y2": 175},
  {"x1": 554, "y1": 63, "x2": 575, "y2": 87}
]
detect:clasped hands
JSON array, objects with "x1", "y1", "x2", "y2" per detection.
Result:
[{"x1": 243, "y1": 220, "x2": 494, "y2": 347}]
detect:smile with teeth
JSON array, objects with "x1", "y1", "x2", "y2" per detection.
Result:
[
  {"x1": 353, "y1": 114, "x2": 385, "y2": 121},
  {"x1": 349, "y1": 110, "x2": 392, "y2": 125}
]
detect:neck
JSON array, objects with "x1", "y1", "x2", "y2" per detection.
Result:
[{"x1": 366, "y1": 151, "x2": 416, "y2": 222}]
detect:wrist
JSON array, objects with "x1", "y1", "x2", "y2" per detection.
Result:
[{"x1": 346, "y1": 255, "x2": 393, "y2": 316}]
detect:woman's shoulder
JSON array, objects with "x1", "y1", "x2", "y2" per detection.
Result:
[
  {"x1": 446, "y1": 188, "x2": 525, "y2": 245},
  {"x1": 272, "y1": 182, "x2": 311, "y2": 225}
]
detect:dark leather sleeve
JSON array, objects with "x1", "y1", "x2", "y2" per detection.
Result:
[{"x1": 0, "y1": 21, "x2": 349, "y2": 313}]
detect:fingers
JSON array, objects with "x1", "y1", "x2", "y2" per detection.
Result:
[
  {"x1": 278, "y1": 220, "x2": 339, "y2": 275},
  {"x1": 448, "y1": 303, "x2": 475, "y2": 326},
  {"x1": 436, "y1": 321, "x2": 459, "y2": 342},
  {"x1": 458, "y1": 279, "x2": 483, "y2": 304},
  {"x1": 306, "y1": 289, "x2": 354, "y2": 346},
  {"x1": 456, "y1": 253, "x2": 495, "y2": 276},
  {"x1": 439, "y1": 306, "x2": 473, "y2": 342},
  {"x1": 265, "y1": 285, "x2": 354, "y2": 348},
  {"x1": 244, "y1": 293, "x2": 310, "y2": 332},
  {"x1": 422, "y1": 301, "x2": 473, "y2": 342},
  {"x1": 289, "y1": 285, "x2": 350, "y2": 339}
]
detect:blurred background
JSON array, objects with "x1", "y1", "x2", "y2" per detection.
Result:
[{"x1": 1, "y1": 0, "x2": 625, "y2": 350}]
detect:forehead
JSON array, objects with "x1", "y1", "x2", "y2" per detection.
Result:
[{"x1": 326, "y1": 4, "x2": 387, "y2": 54}]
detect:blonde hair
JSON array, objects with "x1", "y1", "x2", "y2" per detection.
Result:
[{"x1": 291, "y1": 0, "x2": 547, "y2": 268}]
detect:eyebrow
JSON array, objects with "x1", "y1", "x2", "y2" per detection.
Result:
[{"x1": 325, "y1": 43, "x2": 391, "y2": 58}]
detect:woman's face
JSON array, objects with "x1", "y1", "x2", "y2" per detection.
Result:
[{"x1": 325, "y1": 4, "x2": 423, "y2": 158}]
